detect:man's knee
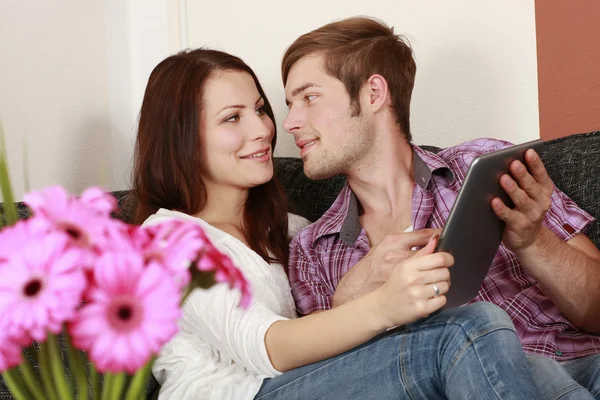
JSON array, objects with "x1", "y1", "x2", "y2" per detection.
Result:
[{"x1": 529, "y1": 355, "x2": 593, "y2": 400}]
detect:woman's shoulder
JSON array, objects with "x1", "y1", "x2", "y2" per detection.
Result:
[
  {"x1": 287, "y1": 213, "x2": 312, "y2": 240},
  {"x1": 142, "y1": 209, "x2": 229, "y2": 243}
]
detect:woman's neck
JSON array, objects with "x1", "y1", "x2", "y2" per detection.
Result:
[{"x1": 195, "y1": 184, "x2": 248, "y2": 227}]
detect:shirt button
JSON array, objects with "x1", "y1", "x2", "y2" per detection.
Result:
[{"x1": 555, "y1": 350, "x2": 563, "y2": 356}]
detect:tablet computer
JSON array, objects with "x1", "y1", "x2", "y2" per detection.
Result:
[{"x1": 435, "y1": 139, "x2": 545, "y2": 309}]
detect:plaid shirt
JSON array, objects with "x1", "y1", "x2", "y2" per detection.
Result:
[{"x1": 289, "y1": 138, "x2": 600, "y2": 360}]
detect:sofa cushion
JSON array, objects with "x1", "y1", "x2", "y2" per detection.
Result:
[
  {"x1": 540, "y1": 131, "x2": 600, "y2": 247},
  {"x1": 273, "y1": 158, "x2": 346, "y2": 223}
]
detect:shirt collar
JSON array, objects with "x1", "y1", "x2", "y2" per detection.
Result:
[{"x1": 311, "y1": 146, "x2": 454, "y2": 246}]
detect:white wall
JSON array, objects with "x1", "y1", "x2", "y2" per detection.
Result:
[
  {"x1": 185, "y1": 0, "x2": 540, "y2": 156},
  {"x1": 0, "y1": 0, "x2": 178, "y2": 201},
  {"x1": 1, "y1": 0, "x2": 539, "y2": 200}
]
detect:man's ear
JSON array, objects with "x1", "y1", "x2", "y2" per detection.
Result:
[{"x1": 363, "y1": 74, "x2": 389, "y2": 113}]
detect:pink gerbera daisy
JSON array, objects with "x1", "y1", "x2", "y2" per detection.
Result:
[
  {"x1": 68, "y1": 251, "x2": 181, "y2": 374},
  {"x1": 135, "y1": 220, "x2": 210, "y2": 287},
  {"x1": 23, "y1": 185, "x2": 115, "y2": 252},
  {"x1": 0, "y1": 230, "x2": 87, "y2": 341},
  {"x1": 0, "y1": 328, "x2": 27, "y2": 372},
  {"x1": 0, "y1": 217, "x2": 49, "y2": 266},
  {"x1": 79, "y1": 186, "x2": 118, "y2": 217},
  {"x1": 197, "y1": 246, "x2": 252, "y2": 308}
]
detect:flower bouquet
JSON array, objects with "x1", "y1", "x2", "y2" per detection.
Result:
[{"x1": 0, "y1": 127, "x2": 251, "y2": 400}]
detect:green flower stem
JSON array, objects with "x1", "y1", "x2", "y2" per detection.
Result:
[
  {"x1": 0, "y1": 122, "x2": 18, "y2": 226},
  {"x1": 47, "y1": 333, "x2": 73, "y2": 400},
  {"x1": 180, "y1": 286, "x2": 193, "y2": 305},
  {"x1": 65, "y1": 333, "x2": 88, "y2": 400},
  {"x1": 124, "y1": 358, "x2": 154, "y2": 400},
  {"x1": 101, "y1": 372, "x2": 113, "y2": 400},
  {"x1": 2, "y1": 369, "x2": 30, "y2": 400},
  {"x1": 110, "y1": 372, "x2": 127, "y2": 399},
  {"x1": 89, "y1": 360, "x2": 100, "y2": 400},
  {"x1": 37, "y1": 342, "x2": 58, "y2": 400},
  {"x1": 19, "y1": 355, "x2": 45, "y2": 400}
]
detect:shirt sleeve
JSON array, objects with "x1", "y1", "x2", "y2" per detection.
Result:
[
  {"x1": 449, "y1": 139, "x2": 595, "y2": 243},
  {"x1": 144, "y1": 211, "x2": 288, "y2": 398},
  {"x1": 288, "y1": 234, "x2": 334, "y2": 315},
  {"x1": 543, "y1": 186, "x2": 595, "y2": 242},
  {"x1": 152, "y1": 281, "x2": 288, "y2": 399}
]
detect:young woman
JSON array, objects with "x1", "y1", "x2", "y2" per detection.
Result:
[{"x1": 133, "y1": 49, "x2": 541, "y2": 399}]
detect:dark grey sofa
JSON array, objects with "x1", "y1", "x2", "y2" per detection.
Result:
[{"x1": 1, "y1": 130, "x2": 599, "y2": 399}]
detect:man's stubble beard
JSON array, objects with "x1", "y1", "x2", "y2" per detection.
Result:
[{"x1": 305, "y1": 115, "x2": 374, "y2": 180}]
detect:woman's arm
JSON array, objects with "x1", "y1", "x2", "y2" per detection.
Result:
[
  {"x1": 266, "y1": 238, "x2": 452, "y2": 372},
  {"x1": 265, "y1": 289, "x2": 386, "y2": 372}
]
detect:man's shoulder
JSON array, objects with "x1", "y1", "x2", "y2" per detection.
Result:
[{"x1": 437, "y1": 138, "x2": 515, "y2": 170}]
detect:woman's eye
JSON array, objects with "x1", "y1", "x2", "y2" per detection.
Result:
[
  {"x1": 256, "y1": 106, "x2": 266, "y2": 115},
  {"x1": 225, "y1": 114, "x2": 240, "y2": 123}
]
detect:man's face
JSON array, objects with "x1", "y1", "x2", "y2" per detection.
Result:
[{"x1": 283, "y1": 55, "x2": 373, "y2": 180}]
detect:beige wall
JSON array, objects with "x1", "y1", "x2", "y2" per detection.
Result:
[
  {"x1": 0, "y1": 0, "x2": 179, "y2": 201},
  {"x1": 1, "y1": 1, "x2": 112, "y2": 200}
]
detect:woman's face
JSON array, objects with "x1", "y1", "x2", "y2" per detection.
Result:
[{"x1": 200, "y1": 70, "x2": 275, "y2": 193}]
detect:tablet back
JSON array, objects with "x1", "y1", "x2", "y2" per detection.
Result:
[{"x1": 436, "y1": 139, "x2": 544, "y2": 309}]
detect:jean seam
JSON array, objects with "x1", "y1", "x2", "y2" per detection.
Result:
[
  {"x1": 408, "y1": 314, "x2": 517, "y2": 340},
  {"x1": 399, "y1": 333, "x2": 418, "y2": 400},
  {"x1": 447, "y1": 341, "x2": 473, "y2": 373},
  {"x1": 462, "y1": 329, "x2": 502, "y2": 399},
  {"x1": 551, "y1": 385, "x2": 589, "y2": 400},
  {"x1": 255, "y1": 335, "x2": 403, "y2": 399},
  {"x1": 407, "y1": 319, "x2": 516, "y2": 374},
  {"x1": 444, "y1": 325, "x2": 518, "y2": 399}
]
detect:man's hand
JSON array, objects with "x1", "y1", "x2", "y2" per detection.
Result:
[
  {"x1": 332, "y1": 228, "x2": 442, "y2": 307},
  {"x1": 492, "y1": 149, "x2": 554, "y2": 253}
]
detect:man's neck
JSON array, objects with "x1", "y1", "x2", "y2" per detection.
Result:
[{"x1": 347, "y1": 135, "x2": 415, "y2": 217}]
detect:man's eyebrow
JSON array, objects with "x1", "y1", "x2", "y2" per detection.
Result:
[
  {"x1": 285, "y1": 83, "x2": 321, "y2": 106},
  {"x1": 217, "y1": 96, "x2": 263, "y2": 115}
]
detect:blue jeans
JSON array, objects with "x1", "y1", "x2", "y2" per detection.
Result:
[
  {"x1": 527, "y1": 353, "x2": 600, "y2": 399},
  {"x1": 255, "y1": 302, "x2": 541, "y2": 399}
]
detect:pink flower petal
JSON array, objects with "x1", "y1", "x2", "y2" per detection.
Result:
[
  {"x1": 23, "y1": 185, "x2": 69, "y2": 218},
  {"x1": 0, "y1": 231, "x2": 87, "y2": 341},
  {"x1": 80, "y1": 187, "x2": 117, "y2": 217},
  {"x1": 70, "y1": 249, "x2": 182, "y2": 373}
]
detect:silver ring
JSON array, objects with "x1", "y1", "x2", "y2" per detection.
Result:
[{"x1": 432, "y1": 282, "x2": 440, "y2": 298}]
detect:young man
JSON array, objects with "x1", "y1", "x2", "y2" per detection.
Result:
[{"x1": 283, "y1": 16, "x2": 600, "y2": 399}]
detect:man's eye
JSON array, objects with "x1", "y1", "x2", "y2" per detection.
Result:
[{"x1": 305, "y1": 95, "x2": 317, "y2": 103}]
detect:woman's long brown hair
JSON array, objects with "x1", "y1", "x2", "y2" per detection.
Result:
[{"x1": 132, "y1": 49, "x2": 289, "y2": 267}]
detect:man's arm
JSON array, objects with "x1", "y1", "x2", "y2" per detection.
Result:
[
  {"x1": 288, "y1": 236, "x2": 334, "y2": 315},
  {"x1": 332, "y1": 229, "x2": 441, "y2": 308},
  {"x1": 515, "y1": 229, "x2": 600, "y2": 333},
  {"x1": 493, "y1": 148, "x2": 600, "y2": 334},
  {"x1": 332, "y1": 256, "x2": 374, "y2": 308}
]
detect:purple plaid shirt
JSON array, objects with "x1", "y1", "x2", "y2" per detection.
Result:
[{"x1": 289, "y1": 138, "x2": 600, "y2": 360}]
